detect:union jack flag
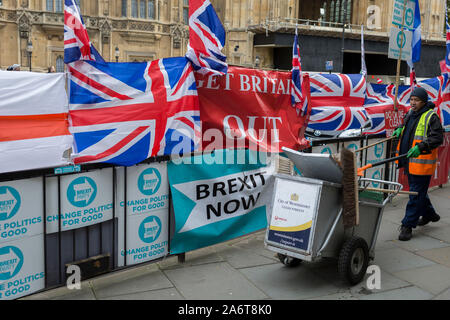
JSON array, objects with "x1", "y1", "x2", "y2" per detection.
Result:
[
  {"x1": 291, "y1": 28, "x2": 308, "y2": 116},
  {"x1": 68, "y1": 57, "x2": 200, "y2": 166},
  {"x1": 419, "y1": 75, "x2": 450, "y2": 127},
  {"x1": 307, "y1": 73, "x2": 368, "y2": 133},
  {"x1": 445, "y1": 0, "x2": 450, "y2": 75},
  {"x1": 364, "y1": 83, "x2": 411, "y2": 135},
  {"x1": 186, "y1": 0, "x2": 228, "y2": 76},
  {"x1": 64, "y1": 0, "x2": 104, "y2": 64}
]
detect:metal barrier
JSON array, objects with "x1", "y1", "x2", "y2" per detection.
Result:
[{"x1": 0, "y1": 133, "x2": 433, "y2": 299}]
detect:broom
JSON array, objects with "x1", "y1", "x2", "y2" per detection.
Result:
[{"x1": 340, "y1": 147, "x2": 359, "y2": 228}]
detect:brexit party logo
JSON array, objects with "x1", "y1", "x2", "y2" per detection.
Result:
[
  {"x1": 374, "y1": 142, "x2": 384, "y2": 158},
  {"x1": 138, "y1": 168, "x2": 161, "y2": 196},
  {"x1": 0, "y1": 246, "x2": 23, "y2": 281},
  {"x1": 138, "y1": 216, "x2": 162, "y2": 243},
  {"x1": 0, "y1": 186, "x2": 21, "y2": 221},
  {"x1": 67, "y1": 177, "x2": 97, "y2": 207}
]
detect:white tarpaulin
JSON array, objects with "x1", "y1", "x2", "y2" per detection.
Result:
[{"x1": 0, "y1": 71, "x2": 72, "y2": 173}]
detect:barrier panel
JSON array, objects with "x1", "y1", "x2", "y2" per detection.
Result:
[{"x1": 1, "y1": 133, "x2": 448, "y2": 299}]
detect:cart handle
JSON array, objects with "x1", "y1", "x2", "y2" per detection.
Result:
[{"x1": 358, "y1": 177, "x2": 404, "y2": 206}]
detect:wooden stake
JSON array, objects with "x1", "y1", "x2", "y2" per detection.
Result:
[{"x1": 393, "y1": 0, "x2": 408, "y2": 112}]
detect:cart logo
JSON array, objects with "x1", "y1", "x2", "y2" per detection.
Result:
[
  {"x1": 0, "y1": 186, "x2": 21, "y2": 221},
  {"x1": 290, "y1": 193, "x2": 299, "y2": 201}
]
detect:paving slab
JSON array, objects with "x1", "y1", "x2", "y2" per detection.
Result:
[
  {"x1": 415, "y1": 246, "x2": 450, "y2": 268},
  {"x1": 358, "y1": 285, "x2": 434, "y2": 300},
  {"x1": 90, "y1": 263, "x2": 173, "y2": 299},
  {"x1": 374, "y1": 218, "x2": 402, "y2": 243},
  {"x1": 433, "y1": 288, "x2": 450, "y2": 300},
  {"x1": 163, "y1": 262, "x2": 268, "y2": 300},
  {"x1": 382, "y1": 208, "x2": 406, "y2": 225},
  {"x1": 420, "y1": 225, "x2": 450, "y2": 243},
  {"x1": 231, "y1": 232, "x2": 278, "y2": 261},
  {"x1": 102, "y1": 287, "x2": 184, "y2": 300},
  {"x1": 158, "y1": 246, "x2": 225, "y2": 270},
  {"x1": 374, "y1": 248, "x2": 436, "y2": 273},
  {"x1": 393, "y1": 264, "x2": 450, "y2": 295},
  {"x1": 390, "y1": 234, "x2": 449, "y2": 252},
  {"x1": 21, "y1": 281, "x2": 96, "y2": 300},
  {"x1": 215, "y1": 245, "x2": 278, "y2": 269},
  {"x1": 238, "y1": 263, "x2": 341, "y2": 300},
  {"x1": 307, "y1": 262, "x2": 411, "y2": 297}
]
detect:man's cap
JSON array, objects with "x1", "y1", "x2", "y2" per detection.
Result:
[{"x1": 410, "y1": 87, "x2": 428, "y2": 102}]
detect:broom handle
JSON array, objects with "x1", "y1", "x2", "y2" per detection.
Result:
[
  {"x1": 361, "y1": 187, "x2": 418, "y2": 196},
  {"x1": 355, "y1": 136, "x2": 394, "y2": 153},
  {"x1": 369, "y1": 154, "x2": 407, "y2": 168}
]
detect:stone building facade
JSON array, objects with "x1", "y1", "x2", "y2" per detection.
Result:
[
  {"x1": 0, "y1": 0, "x2": 447, "y2": 76},
  {"x1": 0, "y1": 0, "x2": 190, "y2": 72}
]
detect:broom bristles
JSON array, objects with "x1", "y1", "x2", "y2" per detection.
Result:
[{"x1": 340, "y1": 148, "x2": 359, "y2": 228}]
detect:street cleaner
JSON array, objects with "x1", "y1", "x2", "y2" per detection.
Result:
[{"x1": 392, "y1": 87, "x2": 444, "y2": 241}]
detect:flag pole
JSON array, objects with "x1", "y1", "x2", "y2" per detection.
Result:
[{"x1": 393, "y1": 0, "x2": 408, "y2": 112}]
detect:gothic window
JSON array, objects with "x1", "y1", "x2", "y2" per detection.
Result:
[
  {"x1": 140, "y1": 0, "x2": 146, "y2": 18},
  {"x1": 46, "y1": 0, "x2": 53, "y2": 11},
  {"x1": 131, "y1": 0, "x2": 138, "y2": 18},
  {"x1": 334, "y1": 0, "x2": 340, "y2": 22},
  {"x1": 56, "y1": 56, "x2": 64, "y2": 73},
  {"x1": 47, "y1": 0, "x2": 79, "y2": 12},
  {"x1": 55, "y1": 0, "x2": 62, "y2": 12},
  {"x1": 122, "y1": 0, "x2": 127, "y2": 17},
  {"x1": 148, "y1": 0, "x2": 155, "y2": 19},
  {"x1": 183, "y1": 0, "x2": 189, "y2": 25},
  {"x1": 330, "y1": 0, "x2": 335, "y2": 22},
  {"x1": 128, "y1": 0, "x2": 156, "y2": 19}
]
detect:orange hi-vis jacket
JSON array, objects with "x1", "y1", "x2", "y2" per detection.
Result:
[{"x1": 396, "y1": 109, "x2": 439, "y2": 175}]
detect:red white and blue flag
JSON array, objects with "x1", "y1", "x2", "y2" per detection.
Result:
[
  {"x1": 291, "y1": 28, "x2": 309, "y2": 116},
  {"x1": 364, "y1": 83, "x2": 411, "y2": 135},
  {"x1": 186, "y1": 0, "x2": 228, "y2": 76},
  {"x1": 419, "y1": 75, "x2": 450, "y2": 127},
  {"x1": 307, "y1": 73, "x2": 368, "y2": 133},
  {"x1": 68, "y1": 57, "x2": 200, "y2": 166},
  {"x1": 64, "y1": 0, "x2": 104, "y2": 64},
  {"x1": 446, "y1": 1, "x2": 450, "y2": 75}
]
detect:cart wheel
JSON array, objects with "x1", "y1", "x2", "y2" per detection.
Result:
[
  {"x1": 277, "y1": 253, "x2": 302, "y2": 267},
  {"x1": 338, "y1": 237, "x2": 369, "y2": 285}
]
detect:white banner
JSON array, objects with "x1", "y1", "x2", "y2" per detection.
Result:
[{"x1": 0, "y1": 71, "x2": 72, "y2": 173}]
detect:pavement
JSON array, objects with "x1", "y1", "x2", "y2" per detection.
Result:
[{"x1": 22, "y1": 183, "x2": 450, "y2": 300}]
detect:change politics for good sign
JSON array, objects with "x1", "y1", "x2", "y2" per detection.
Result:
[
  {"x1": 45, "y1": 168, "x2": 114, "y2": 233},
  {"x1": 0, "y1": 178, "x2": 45, "y2": 300},
  {"x1": 115, "y1": 162, "x2": 169, "y2": 266}
]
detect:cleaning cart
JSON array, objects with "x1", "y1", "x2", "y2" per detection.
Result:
[{"x1": 264, "y1": 149, "x2": 404, "y2": 285}]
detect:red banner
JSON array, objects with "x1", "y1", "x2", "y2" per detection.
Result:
[
  {"x1": 398, "y1": 131, "x2": 450, "y2": 189},
  {"x1": 195, "y1": 66, "x2": 310, "y2": 153},
  {"x1": 384, "y1": 105, "x2": 407, "y2": 137}
]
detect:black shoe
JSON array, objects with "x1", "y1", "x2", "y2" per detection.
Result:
[
  {"x1": 417, "y1": 214, "x2": 441, "y2": 226},
  {"x1": 398, "y1": 226, "x2": 412, "y2": 241}
]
